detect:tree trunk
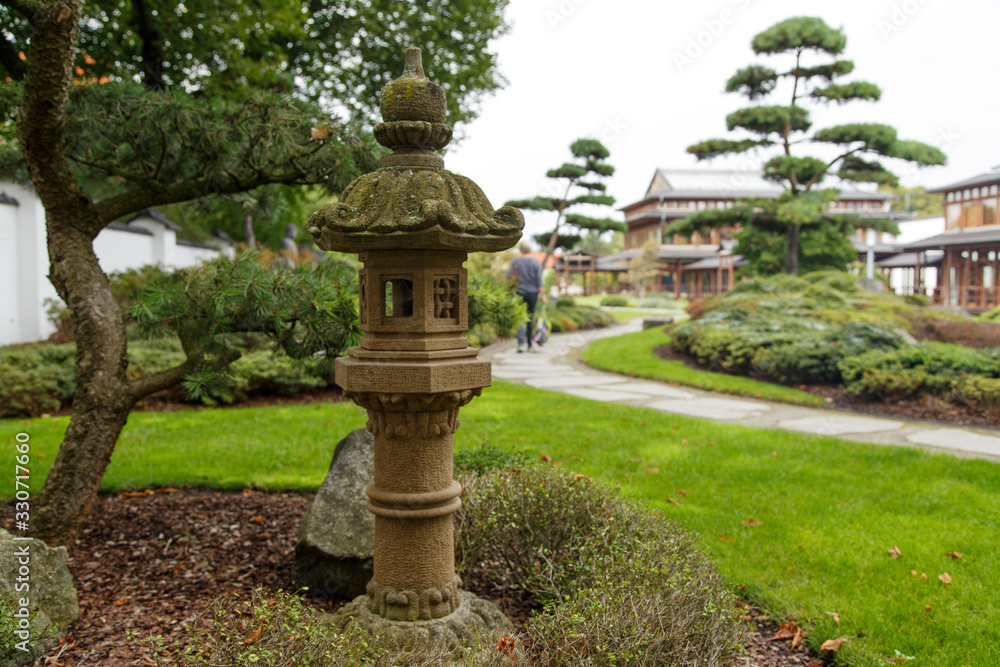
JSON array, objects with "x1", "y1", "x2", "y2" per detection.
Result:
[
  {"x1": 31, "y1": 219, "x2": 138, "y2": 545},
  {"x1": 243, "y1": 212, "x2": 256, "y2": 247},
  {"x1": 785, "y1": 222, "x2": 800, "y2": 275},
  {"x1": 14, "y1": 0, "x2": 140, "y2": 545}
]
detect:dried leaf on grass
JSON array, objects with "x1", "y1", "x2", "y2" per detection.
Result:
[
  {"x1": 792, "y1": 626, "x2": 804, "y2": 649},
  {"x1": 888, "y1": 545, "x2": 902, "y2": 559},
  {"x1": 820, "y1": 636, "x2": 849, "y2": 651},
  {"x1": 939, "y1": 572, "x2": 952, "y2": 584},
  {"x1": 945, "y1": 551, "x2": 963, "y2": 559},
  {"x1": 741, "y1": 518, "x2": 761, "y2": 527}
]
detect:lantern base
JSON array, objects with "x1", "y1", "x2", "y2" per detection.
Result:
[{"x1": 326, "y1": 590, "x2": 514, "y2": 652}]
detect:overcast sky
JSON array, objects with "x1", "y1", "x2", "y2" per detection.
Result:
[{"x1": 445, "y1": 0, "x2": 1000, "y2": 243}]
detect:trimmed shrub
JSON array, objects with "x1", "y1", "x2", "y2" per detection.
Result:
[
  {"x1": 0, "y1": 344, "x2": 77, "y2": 417},
  {"x1": 456, "y1": 466, "x2": 746, "y2": 666},
  {"x1": 839, "y1": 342, "x2": 1000, "y2": 402},
  {"x1": 599, "y1": 295, "x2": 631, "y2": 307},
  {"x1": 547, "y1": 303, "x2": 612, "y2": 333},
  {"x1": 637, "y1": 295, "x2": 683, "y2": 309}
]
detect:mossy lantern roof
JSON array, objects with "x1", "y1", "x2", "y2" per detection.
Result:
[{"x1": 308, "y1": 48, "x2": 523, "y2": 254}]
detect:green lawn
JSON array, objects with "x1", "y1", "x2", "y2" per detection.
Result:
[
  {"x1": 582, "y1": 325, "x2": 824, "y2": 407},
  {"x1": 5, "y1": 384, "x2": 999, "y2": 665}
]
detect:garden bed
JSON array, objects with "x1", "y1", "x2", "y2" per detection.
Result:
[
  {"x1": 0, "y1": 490, "x2": 818, "y2": 667},
  {"x1": 654, "y1": 343, "x2": 1000, "y2": 430}
]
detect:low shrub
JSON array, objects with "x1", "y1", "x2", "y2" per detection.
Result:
[
  {"x1": 599, "y1": 295, "x2": 631, "y2": 307},
  {"x1": 0, "y1": 339, "x2": 334, "y2": 416},
  {"x1": 456, "y1": 467, "x2": 746, "y2": 666},
  {"x1": 554, "y1": 296, "x2": 576, "y2": 308},
  {"x1": 546, "y1": 303, "x2": 612, "y2": 334},
  {"x1": 904, "y1": 314, "x2": 1000, "y2": 348},
  {"x1": 637, "y1": 295, "x2": 683, "y2": 309},
  {"x1": 0, "y1": 344, "x2": 77, "y2": 417},
  {"x1": 839, "y1": 342, "x2": 1000, "y2": 402},
  {"x1": 141, "y1": 587, "x2": 475, "y2": 666}
]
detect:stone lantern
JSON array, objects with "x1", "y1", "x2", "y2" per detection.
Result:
[{"x1": 308, "y1": 48, "x2": 522, "y2": 643}]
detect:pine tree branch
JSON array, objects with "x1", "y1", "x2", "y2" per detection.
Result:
[{"x1": 127, "y1": 356, "x2": 201, "y2": 399}]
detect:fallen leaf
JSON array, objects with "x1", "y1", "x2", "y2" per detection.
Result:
[
  {"x1": 645, "y1": 467, "x2": 660, "y2": 474},
  {"x1": 945, "y1": 551, "x2": 963, "y2": 559},
  {"x1": 243, "y1": 624, "x2": 262, "y2": 645},
  {"x1": 741, "y1": 518, "x2": 761, "y2": 527},
  {"x1": 771, "y1": 622, "x2": 798, "y2": 641},
  {"x1": 666, "y1": 498, "x2": 680, "y2": 506},
  {"x1": 792, "y1": 626, "x2": 804, "y2": 649},
  {"x1": 673, "y1": 424, "x2": 680, "y2": 429},
  {"x1": 677, "y1": 489, "x2": 688, "y2": 495},
  {"x1": 111, "y1": 598, "x2": 128, "y2": 606},
  {"x1": 540, "y1": 455, "x2": 552, "y2": 463},
  {"x1": 552, "y1": 460, "x2": 563, "y2": 466},
  {"x1": 833, "y1": 613, "x2": 840, "y2": 625},
  {"x1": 888, "y1": 545, "x2": 902, "y2": 559},
  {"x1": 310, "y1": 124, "x2": 331, "y2": 139},
  {"x1": 910, "y1": 570, "x2": 918, "y2": 576},
  {"x1": 925, "y1": 605, "x2": 933, "y2": 612},
  {"x1": 938, "y1": 573, "x2": 952, "y2": 584},
  {"x1": 572, "y1": 474, "x2": 591, "y2": 481},
  {"x1": 681, "y1": 438, "x2": 689, "y2": 446},
  {"x1": 772, "y1": 451, "x2": 778, "y2": 457},
  {"x1": 920, "y1": 572, "x2": 927, "y2": 580},
  {"x1": 718, "y1": 534, "x2": 734, "y2": 542},
  {"x1": 242, "y1": 488, "x2": 253, "y2": 497},
  {"x1": 251, "y1": 516, "x2": 265, "y2": 525},
  {"x1": 820, "y1": 637, "x2": 848, "y2": 651}
]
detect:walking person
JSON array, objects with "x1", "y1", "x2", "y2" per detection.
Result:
[{"x1": 508, "y1": 241, "x2": 547, "y2": 353}]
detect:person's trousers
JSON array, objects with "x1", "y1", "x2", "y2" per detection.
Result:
[{"x1": 516, "y1": 290, "x2": 538, "y2": 348}]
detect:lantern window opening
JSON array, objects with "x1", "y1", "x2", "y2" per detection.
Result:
[{"x1": 384, "y1": 278, "x2": 414, "y2": 318}]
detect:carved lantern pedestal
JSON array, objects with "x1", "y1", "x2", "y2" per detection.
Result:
[{"x1": 308, "y1": 48, "x2": 523, "y2": 647}]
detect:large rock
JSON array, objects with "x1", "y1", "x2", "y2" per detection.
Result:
[
  {"x1": 294, "y1": 428, "x2": 375, "y2": 598},
  {"x1": 1, "y1": 529, "x2": 79, "y2": 666}
]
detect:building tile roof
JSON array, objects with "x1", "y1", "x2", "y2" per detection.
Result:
[
  {"x1": 124, "y1": 208, "x2": 183, "y2": 231},
  {"x1": 903, "y1": 225, "x2": 1000, "y2": 249},
  {"x1": 0, "y1": 191, "x2": 18, "y2": 206},
  {"x1": 876, "y1": 252, "x2": 943, "y2": 268},
  {"x1": 928, "y1": 166, "x2": 1000, "y2": 193}
]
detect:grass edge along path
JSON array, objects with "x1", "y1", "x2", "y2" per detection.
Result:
[
  {"x1": 5, "y1": 384, "x2": 999, "y2": 666},
  {"x1": 581, "y1": 325, "x2": 824, "y2": 407}
]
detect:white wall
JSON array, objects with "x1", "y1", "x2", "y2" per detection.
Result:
[
  {"x1": 92, "y1": 228, "x2": 156, "y2": 275},
  {"x1": 0, "y1": 182, "x2": 225, "y2": 346}
]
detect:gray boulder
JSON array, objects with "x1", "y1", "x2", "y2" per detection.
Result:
[
  {"x1": 1, "y1": 529, "x2": 79, "y2": 666},
  {"x1": 293, "y1": 428, "x2": 375, "y2": 598}
]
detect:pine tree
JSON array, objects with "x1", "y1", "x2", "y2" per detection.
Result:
[
  {"x1": 0, "y1": 0, "x2": 511, "y2": 542},
  {"x1": 506, "y1": 138, "x2": 624, "y2": 270},
  {"x1": 669, "y1": 16, "x2": 946, "y2": 275}
]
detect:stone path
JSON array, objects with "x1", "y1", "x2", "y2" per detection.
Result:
[{"x1": 480, "y1": 319, "x2": 1000, "y2": 462}]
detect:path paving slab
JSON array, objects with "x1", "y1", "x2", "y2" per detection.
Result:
[
  {"x1": 649, "y1": 396, "x2": 770, "y2": 420},
  {"x1": 906, "y1": 429, "x2": 1000, "y2": 457},
  {"x1": 561, "y1": 387, "x2": 655, "y2": 402},
  {"x1": 606, "y1": 381, "x2": 695, "y2": 399},
  {"x1": 526, "y1": 375, "x2": 628, "y2": 389},
  {"x1": 778, "y1": 415, "x2": 904, "y2": 436}
]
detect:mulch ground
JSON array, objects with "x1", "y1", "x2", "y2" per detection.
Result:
[
  {"x1": 654, "y1": 344, "x2": 1000, "y2": 430},
  {"x1": 0, "y1": 491, "x2": 823, "y2": 667}
]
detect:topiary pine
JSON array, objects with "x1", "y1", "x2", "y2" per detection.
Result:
[
  {"x1": 506, "y1": 138, "x2": 625, "y2": 269},
  {"x1": 669, "y1": 16, "x2": 946, "y2": 275}
]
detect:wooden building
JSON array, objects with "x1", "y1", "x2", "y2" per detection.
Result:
[
  {"x1": 902, "y1": 166, "x2": 1000, "y2": 310},
  {"x1": 608, "y1": 168, "x2": 895, "y2": 297}
]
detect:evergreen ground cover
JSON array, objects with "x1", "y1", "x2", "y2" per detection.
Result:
[
  {"x1": 629, "y1": 272, "x2": 1000, "y2": 415},
  {"x1": 5, "y1": 383, "x2": 999, "y2": 664}
]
